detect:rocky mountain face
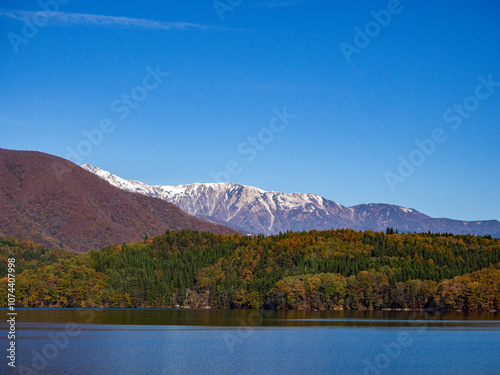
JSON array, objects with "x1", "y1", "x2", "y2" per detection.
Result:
[
  {"x1": 0, "y1": 149, "x2": 237, "y2": 252},
  {"x1": 82, "y1": 164, "x2": 500, "y2": 237}
]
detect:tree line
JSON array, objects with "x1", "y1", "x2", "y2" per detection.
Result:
[{"x1": 0, "y1": 229, "x2": 499, "y2": 311}]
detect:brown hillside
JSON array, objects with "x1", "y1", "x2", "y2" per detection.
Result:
[{"x1": 0, "y1": 149, "x2": 236, "y2": 252}]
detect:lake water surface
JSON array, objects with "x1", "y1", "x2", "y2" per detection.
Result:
[{"x1": 1, "y1": 309, "x2": 499, "y2": 374}]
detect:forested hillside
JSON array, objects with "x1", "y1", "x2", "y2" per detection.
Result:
[
  {"x1": 1, "y1": 229, "x2": 499, "y2": 311},
  {"x1": 0, "y1": 148, "x2": 237, "y2": 253},
  {"x1": 0, "y1": 237, "x2": 74, "y2": 276}
]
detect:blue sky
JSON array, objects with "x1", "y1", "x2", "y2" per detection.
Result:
[{"x1": 1, "y1": 0, "x2": 499, "y2": 221}]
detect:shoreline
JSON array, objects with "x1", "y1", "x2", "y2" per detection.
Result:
[{"x1": 1, "y1": 306, "x2": 497, "y2": 313}]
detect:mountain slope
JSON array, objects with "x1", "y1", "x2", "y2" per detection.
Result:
[
  {"x1": 0, "y1": 149, "x2": 236, "y2": 252},
  {"x1": 82, "y1": 164, "x2": 500, "y2": 237}
]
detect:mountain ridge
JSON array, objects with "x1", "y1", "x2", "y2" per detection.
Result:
[
  {"x1": 0, "y1": 149, "x2": 237, "y2": 252},
  {"x1": 82, "y1": 164, "x2": 500, "y2": 237}
]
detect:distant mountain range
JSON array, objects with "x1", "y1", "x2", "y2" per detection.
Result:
[
  {"x1": 0, "y1": 149, "x2": 236, "y2": 252},
  {"x1": 82, "y1": 164, "x2": 500, "y2": 238}
]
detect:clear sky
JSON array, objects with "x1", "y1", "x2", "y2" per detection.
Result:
[{"x1": 1, "y1": 0, "x2": 499, "y2": 221}]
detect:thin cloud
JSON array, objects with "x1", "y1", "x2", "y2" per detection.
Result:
[{"x1": 0, "y1": 9, "x2": 216, "y2": 31}]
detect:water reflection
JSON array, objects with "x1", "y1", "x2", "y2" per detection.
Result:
[
  {"x1": 7, "y1": 308, "x2": 500, "y2": 329},
  {"x1": 1, "y1": 309, "x2": 499, "y2": 375}
]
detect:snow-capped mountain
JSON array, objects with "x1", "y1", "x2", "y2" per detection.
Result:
[{"x1": 81, "y1": 164, "x2": 500, "y2": 237}]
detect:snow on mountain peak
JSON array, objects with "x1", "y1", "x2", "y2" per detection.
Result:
[
  {"x1": 80, "y1": 164, "x2": 500, "y2": 237},
  {"x1": 400, "y1": 207, "x2": 413, "y2": 213},
  {"x1": 80, "y1": 164, "x2": 346, "y2": 234}
]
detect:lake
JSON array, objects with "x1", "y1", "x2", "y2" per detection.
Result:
[{"x1": 1, "y1": 309, "x2": 499, "y2": 374}]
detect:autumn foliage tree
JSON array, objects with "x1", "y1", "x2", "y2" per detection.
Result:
[{"x1": 1, "y1": 229, "x2": 499, "y2": 311}]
